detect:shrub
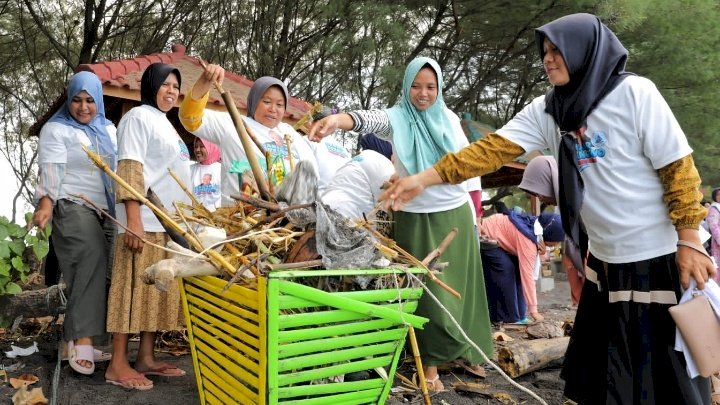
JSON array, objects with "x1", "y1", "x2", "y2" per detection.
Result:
[{"x1": 0, "y1": 213, "x2": 50, "y2": 296}]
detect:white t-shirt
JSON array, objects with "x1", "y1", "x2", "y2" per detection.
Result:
[
  {"x1": 312, "y1": 136, "x2": 351, "y2": 194},
  {"x1": 115, "y1": 105, "x2": 192, "y2": 233},
  {"x1": 190, "y1": 162, "x2": 222, "y2": 211},
  {"x1": 496, "y1": 75, "x2": 692, "y2": 263},
  {"x1": 321, "y1": 149, "x2": 395, "y2": 219},
  {"x1": 38, "y1": 122, "x2": 117, "y2": 209},
  {"x1": 191, "y1": 110, "x2": 317, "y2": 206},
  {"x1": 383, "y1": 109, "x2": 474, "y2": 213}
]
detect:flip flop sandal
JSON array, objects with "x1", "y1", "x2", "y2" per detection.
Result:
[
  {"x1": 137, "y1": 364, "x2": 186, "y2": 377},
  {"x1": 452, "y1": 359, "x2": 487, "y2": 378},
  {"x1": 67, "y1": 341, "x2": 95, "y2": 375},
  {"x1": 105, "y1": 374, "x2": 154, "y2": 391}
]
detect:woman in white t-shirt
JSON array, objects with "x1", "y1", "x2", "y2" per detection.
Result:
[
  {"x1": 309, "y1": 57, "x2": 493, "y2": 391},
  {"x1": 190, "y1": 137, "x2": 221, "y2": 211},
  {"x1": 105, "y1": 63, "x2": 191, "y2": 390},
  {"x1": 32, "y1": 71, "x2": 117, "y2": 376},
  {"x1": 381, "y1": 13, "x2": 713, "y2": 404},
  {"x1": 179, "y1": 65, "x2": 332, "y2": 206}
]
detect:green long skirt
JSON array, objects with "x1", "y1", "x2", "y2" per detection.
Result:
[{"x1": 393, "y1": 203, "x2": 493, "y2": 365}]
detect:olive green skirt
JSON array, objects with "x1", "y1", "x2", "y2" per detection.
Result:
[{"x1": 393, "y1": 203, "x2": 493, "y2": 365}]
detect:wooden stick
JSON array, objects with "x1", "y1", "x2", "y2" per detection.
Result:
[
  {"x1": 198, "y1": 59, "x2": 274, "y2": 202},
  {"x1": 408, "y1": 326, "x2": 432, "y2": 405},
  {"x1": 284, "y1": 134, "x2": 295, "y2": 171},
  {"x1": 266, "y1": 259, "x2": 323, "y2": 270},
  {"x1": 231, "y1": 193, "x2": 281, "y2": 211},
  {"x1": 360, "y1": 222, "x2": 461, "y2": 299},
  {"x1": 82, "y1": 145, "x2": 238, "y2": 277},
  {"x1": 421, "y1": 228, "x2": 458, "y2": 267}
]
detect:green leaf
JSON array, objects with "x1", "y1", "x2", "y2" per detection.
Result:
[
  {"x1": 7, "y1": 223, "x2": 26, "y2": 238},
  {"x1": 0, "y1": 262, "x2": 9, "y2": 277},
  {"x1": 0, "y1": 224, "x2": 8, "y2": 240},
  {"x1": 0, "y1": 242, "x2": 10, "y2": 259},
  {"x1": 19, "y1": 272, "x2": 28, "y2": 283},
  {"x1": 24, "y1": 212, "x2": 33, "y2": 226},
  {"x1": 33, "y1": 242, "x2": 49, "y2": 261},
  {"x1": 5, "y1": 282, "x2": 22, "y2": 295},
  {"x1": 9, "y1": 240, "x2": 25, "y2": 256},
  {"x1": 25, "y1": 234, "x2": 38, "y2": 246},
  {"x1": 11, "y1": 256, "x2": 26, "y2": 271},
  {"x1": 42, "y1": 223, "x2": 52, "y2": 239}
]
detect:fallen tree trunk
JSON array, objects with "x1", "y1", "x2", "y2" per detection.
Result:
[
  {"x1": 497, "y1": 337, "x2": 570, "y2": 378},
  {"x1": 0, "y1": 284, "x2": 67, "y2": 320}
]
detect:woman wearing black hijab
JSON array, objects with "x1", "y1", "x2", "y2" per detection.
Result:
[
  {"x1": 105, "y1": 63, "x2": 191, "y2": 390},
  {"x1": 382, "y1": 13, "x2": 713, "y2": 404}
]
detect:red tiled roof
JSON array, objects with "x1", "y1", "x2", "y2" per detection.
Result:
[{"x1": 76, "y1": 44, "x2": 309, "y2": 120}]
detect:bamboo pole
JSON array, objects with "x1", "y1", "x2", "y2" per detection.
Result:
[
  {"x1": 82, "y1": 145, "x2": 238, "y2": 277},
  {"x1": 408, "y1": 326, "x2": 432, "y2": 405},
  {"x1": 198, "y1": 59, "x2": 274, "y2": 202}
]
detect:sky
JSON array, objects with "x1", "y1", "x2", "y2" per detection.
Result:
[{"x1": 0, "y1": 157, "x2": 31, "y2": 222}]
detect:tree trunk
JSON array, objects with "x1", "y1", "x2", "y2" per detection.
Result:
[
  {"x1": 497, "y1": 337, "x2": 570, "y2": 378},
  {"x1": 0, "y1": 285, "x2": 67, "y2": 320}
]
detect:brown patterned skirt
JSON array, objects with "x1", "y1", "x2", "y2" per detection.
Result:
[{"x1": 106, "y1": 232, "x2": 184, "y2": 333}]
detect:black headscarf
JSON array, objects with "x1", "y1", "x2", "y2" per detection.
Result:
[
  {"x1": 247, "y1": 76, "x2": 288, "y2": 120},
  {"x1": 140, "y1": 63, "x2": 182, "y2": 110},
  {"x1": 535, "y1": 13, "x2": 631, "y2": 265}
]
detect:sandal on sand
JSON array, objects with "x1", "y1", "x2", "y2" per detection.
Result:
[
  {"x1": 67, "y1": 341, "x2": 95, "y2": 375},
  {"x1": 452, "y1": 359, "x2": 487, "y2": 378},
  {"x1": 425, "y1": 375, "x2": 445, "y2": 392},
  {"x1": 136, "y1": 364, "x2": 186, "y2": 377},
  {"x1": 105, "y1": 374, "x2": 154, "y2": 391},
  {"x1": 62, "y1": 348, "x2": 111, "y2": 362}
]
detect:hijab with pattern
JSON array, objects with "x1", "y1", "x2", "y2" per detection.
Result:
[
  {"x1": 49, "y1": 71, "x2": 117, "y2": 216},
  {"x1": 385, "y1": 57, "x2": 457, "y2": 175},
  {"x1": 140, "y1": 63, "x2": 181, "y2": 110},
  {"x1": 535, "y1": 13, "x2": 631, "y2": 262},
  {"x1": 247, "y1": 76, "x2": 288, "y2": 122}
]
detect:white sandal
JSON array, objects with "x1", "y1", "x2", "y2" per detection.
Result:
[{"x1": 67, "y1": 341, "x2": 95, "y2": 375}]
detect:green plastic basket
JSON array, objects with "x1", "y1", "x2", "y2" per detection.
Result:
[{"x1": 180, "y1": 268, "x2": 428, "y2": 405}]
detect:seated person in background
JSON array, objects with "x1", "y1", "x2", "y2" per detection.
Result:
[
  {"x1": 480, "y1": 211, "x2": 563, "y2": 323},
  {"x1": 190, "y1": 137, "x2": 221, "y2": 211}
]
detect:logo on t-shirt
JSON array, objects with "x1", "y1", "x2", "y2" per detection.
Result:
[
  {"x1": 325, "y1": 142, "x2": 350, "y2": 158},
  {"x1": 575, "y1": 128, "x2": 607, "y2": 172},
  {"x1": 178, "y1": 140, "x2": 191, "y2": 161}
]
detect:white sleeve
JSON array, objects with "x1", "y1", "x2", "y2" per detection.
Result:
[
  {"x1": 117, "y1": 113, "x2": 151, "y2": 163},
  {"x1": 634, "y1": 79, "x2": 692, "y2": 169},
  {"x1": 496, "y1": 95, "x2": 554, "y2": 153},
  {"x1": 38, "y1": 123, "x2": 68, "y2": 164}
]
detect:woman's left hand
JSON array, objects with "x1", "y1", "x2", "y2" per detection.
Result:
[{"x1": 676, "y1": 244, "x2": 716, "y2": 290}]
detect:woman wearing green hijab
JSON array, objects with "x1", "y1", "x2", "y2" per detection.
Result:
[{"x1": 309, "y1": 57, "x2": 493, "y2": 391}]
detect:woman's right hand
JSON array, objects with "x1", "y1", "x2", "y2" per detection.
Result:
[
  {"x1": 308, "y1": 115, "x2": 339, "y2": 142},
  {"x1": 124, "y1": 216, "x2": 145, "y2": 253},
  {"x1": 192, "y1": 64, "x2": 225, "y2": 100},
  {"x1": 32, "y1": 197, "x2": 53, "y2": 229}
]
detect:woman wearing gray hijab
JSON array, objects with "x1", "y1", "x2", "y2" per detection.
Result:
[
  {"x1": 179, "y1": 64, "x2": 330, "y2": 205},
  {"x1": 519, "y1": 155, "x2": 585, "y2": 305}
]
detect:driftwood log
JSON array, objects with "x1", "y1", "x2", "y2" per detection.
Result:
[
  {"x1": 497, "y1": 337, "x2": 570, "y2": 378},
  {"x1": 0, "y1": 284, "x2": 67, "y2": 320}
]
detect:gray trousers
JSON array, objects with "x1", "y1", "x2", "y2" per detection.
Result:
[{"x1": 52, "y1": 199, "x2": 115, "y2": 342}]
